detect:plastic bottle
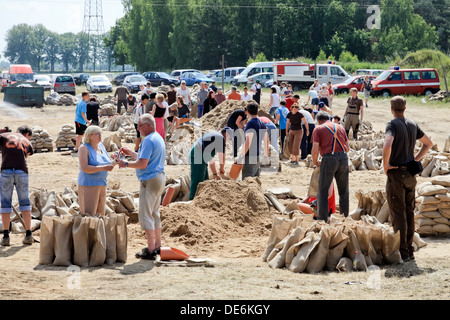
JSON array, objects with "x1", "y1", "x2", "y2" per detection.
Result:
[{"x1": 353, "y1": 250, "x2": 360, "y2": 271}]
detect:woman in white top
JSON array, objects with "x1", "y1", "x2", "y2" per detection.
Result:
[
  {"x1": 268, "y1": 87, "x2": 280, "y2": 117},
  {"x1": 241, "y1": 87, "x2": 252, "y2": 101}
]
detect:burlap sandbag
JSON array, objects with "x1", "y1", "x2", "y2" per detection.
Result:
[
  {"x1": 422, "y1": 210, "x2": 442, "y2": 219},
  {"x1": 268, "y1": 226, "x2": 305, "y2": 269},
  {"x1": 417, "y1": 225, "x2": 434, "y2": 235},
  {"x1": 307, "y1": 167, "x2": 321, "y2": 198},
  {"x1": 104, "y1": 214, "x2": 118, "y2": 265},
  {"x1": 375, "y1": 200, "x2": 390, "y2": 224},
  {"x1": 38, "y1": 215, "x2": 55, "y2": 265},
  {"x1": 418, "y1": 184, "x2": 447, "y2": 196},
  {"x1": 418, "y1": 218, "x2": 436, "y2": 226},
  {"x1": 431, "y1": 175, "x2": 450, "y2": 187},
  {"x1": 288, "y1": 232, "x2": 321, "y2": 273},
  {"x1": 42, "y1": 191, "x2": 58, "y2": 217},
  {"x1": 53, "y1": 216, "x2": 74, "y2": 266},
  {"x1": 435, "y1": 193, "x2": 450, "y2": 201},
  {"x1": 72, "y1": 215, "x2": 90, "y2": 267},
  {"x1": 88, "y1": 217, "x2": 107, "y2": 267},
  {"x1": 381, "y1": 229, "x2": 401, "y2": 263},
  {"x1": 354, "y1": 225, "x2": 379, "y2": 265},
  {"x1": 283, "y1": 134, "x2": 290, "y2": 159},
  {"x1": 344, "y1": 227, "x2": 368, "y2": 271},
  {"x1": 326, "y1": 237, "x2": 348, "y2": 271},
  {"x1": 306, "y1": 227, "x2": 332, "y2": 273},
  {"x1": 336, "y1": 257, "x2": 352, "y2": 272},
  {"x1": 439, "y1": 208, "x2": 450, "y2": 219},
  {"x1": 432, "y1": 224, "x2": 450, "y2": 234},
  {"x1": 116, "y1": 214, "x2": 128, "y2": 262},
  {"x1": 263, "y1": 216, "x2": 295, "y2": 262},
  {"x1": 433, "y1": 217, "x2": 449, "y2": 225}
]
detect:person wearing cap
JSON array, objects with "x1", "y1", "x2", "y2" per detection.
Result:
[
  {"x1": 228, "y1": 86, "x2": 241, "y2": 101},
  {"x1": 177, "y1": 80, "x2": 191, "y2": 108},
  {"x1": 189, "y1": 127, "x2": 232, "y2": 200},
  {"x1": 311, "y1": 110, "x2": 350, "y2": 222},
  {"x1": 343, "y1": 88, "x2": 363, "y2": 140},
  {"x1": 215, "y1": 87, "x2": 226, "y2": 105},
  {"x1": 250, "y1": 79, "x2": 262, "y2": 104},
  {"x1": 382, "y1": 96, "x2": 432, "y2": 262}
]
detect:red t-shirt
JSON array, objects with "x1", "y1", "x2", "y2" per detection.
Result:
[
  {"x1": 285, "y1": 98, "x2": 294, "y2": 111},
  {"x1": 311, "y1": 121, "x2": 348, "y2": 156}
]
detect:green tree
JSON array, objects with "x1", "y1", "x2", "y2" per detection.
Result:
[
  {"x1": 59, "y1": 33, "x2": 77, "y2": 72},
  {"x1": 4, "y1": 24, "x2": 35, "y2": 65},
  {"x1": 44, "y1": 31, "x2": 60, "y2": 72}
]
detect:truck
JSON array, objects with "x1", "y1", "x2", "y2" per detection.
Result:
[
  {"x1": 8, "y1": 64, "x2": 34, "y2": 85},
  {"x1": 273, "y1": 61, "x2": 352, "y2": 91},
  {"x1": 0, "y1": 71, "x2": 9, "y2": 92}
]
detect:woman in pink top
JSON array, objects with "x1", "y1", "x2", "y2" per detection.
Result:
[{"x1": 151, "y1": 94, "x2": 167, "y2": 139}]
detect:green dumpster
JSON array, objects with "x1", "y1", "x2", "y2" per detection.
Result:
[{"x1": 3, "y1": 82, "x2": 44, "y2": 108}]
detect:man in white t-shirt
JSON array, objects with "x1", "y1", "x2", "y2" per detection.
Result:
[
  {"x1": 177, "y1": 80, "x2": 191, "y2": 107},
  {"x1": 142, "y1": 82, "x2": 154, "y2": 95}
]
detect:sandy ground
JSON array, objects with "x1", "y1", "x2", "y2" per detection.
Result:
[{"x1": 0, "y1": 90, "x2": 449, "y2": 302}]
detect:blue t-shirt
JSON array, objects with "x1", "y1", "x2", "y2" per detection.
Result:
[
  {"x1": 244, "y1": 117, "x2": 267, "y2": 158},
  {"x1": 308, "y1": 90, "x2": 318, "y2": 99},
  {"x1": 75, "y1": 99, "x2": 87, "y2": 125},
  {"x1": 136, "y1": 132, "x2": 165, "y2": 181},
  {"x1": 78, "y1": 143, "x2": 111, "y2": 186},
  {"x1": 275, "y1": 106, "x2": 289, "y2": 130}
]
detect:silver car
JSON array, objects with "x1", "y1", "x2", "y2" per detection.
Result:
[
  {"x1": 34, "y1": 75, "x2": 52, "y2": 90},
  {"x1": 86, "y1": 75, "x2": 113, "y2": 93},
  {"x1": 51, "y1": 74, "x2": 76, "y2": 95}
]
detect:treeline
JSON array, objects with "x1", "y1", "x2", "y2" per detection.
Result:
[
  {"x1": 3, "y1": 24, "x2": 113, "y2": 73},
  {"x1": 3, "y1": 0, "x2": 449, "y2": 73},
  {"x1": 105, "y1": 0, "x2": 448, "y2": 71}
]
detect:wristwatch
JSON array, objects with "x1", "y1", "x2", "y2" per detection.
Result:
[{"x1": 125, "y1": 161, "x2": 128, "y2": 167}]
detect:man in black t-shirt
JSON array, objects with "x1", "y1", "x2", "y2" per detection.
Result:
[
  {"x1": 86, "y1": 97, "x2": 101, "y2": 126},
  {"x1": 0, "y1": 125, "x2": 34, "y2": 246},
  {"x1": 382, "y1": 96, "x2": 433, "y2": 262},
  {"x1": 227, "y1": 109, "x2": 248, "y2": 158}
]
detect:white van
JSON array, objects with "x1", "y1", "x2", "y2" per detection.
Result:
[
  {"x1": 213, "y1": 67, "x2": 245, "y2": 83},
  {"x1": 232, "y1": 62, "x2": 276, "y2": 86}
]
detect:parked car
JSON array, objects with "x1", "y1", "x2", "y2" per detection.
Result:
[
  {"x1": 246, "y1": 72, "x2": 273, "y2": 86},
  {"x1": 356, "y1": 69, "x2": 385, "y2": 76},
  {"x1": 170, "y1": 69, "x2": 201, "y2": 81},
  {"x1": 86, "y1": 75, "x2": 113, "y2": 93},
  {"x1": 123, "y1": 75, "x2": 147, "y2": 93},
  {"x1": 34, "y1": 75, "x2": 52, "y2": 90},
  {"x1": 264, "y1": 79, "x2": 273, "y2": 88},
  {"x1": 212, "y1": 67, "x2": 245, "y2": 83},
  {"x1": 99, "y1": 73, "x2": 115, "y2": 83},
  {"x1": 73, "y1": 73, "x2": 91, "y2": 85},
  {"x1": 113, "y1": 72, "x2": 140, "y2": 86},
  {"x1": 51, "y1": 74, "x2": 76, "y2": 95},
  {"x1": 232, "y1": 62, "x2": 275, "y2": 86},
  {"x1": 333, "y1": 75, "x2": 377, "y2": 95},
  {"x1": 370, "y1": 68, "x2": 441, "y2": 97},
  {"x1": 180, "y1": 72, "x2": 213, "y2": 86},
  {"x1": 142, "y1": 71, "x2": 180, "y2": 86},
  {"x1": 1, "y1": 71, "x2": 9, "y2": 92},
  {"x1": 207, "y1": 69, "x2": 220, "y2": 78}
]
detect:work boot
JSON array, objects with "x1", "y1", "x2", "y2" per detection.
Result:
[
  {"x1": 22, "y1": 234, "x2": 34, "y2": 245},
  {"x1": 1, "y1": 236, "x2": 10, "y2": 246}
]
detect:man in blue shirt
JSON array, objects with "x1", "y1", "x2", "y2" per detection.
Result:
[
  {"x1": 74, "y1": 91, "x2": 91, "y2": 153},
  {"x1": 118, "y1": 114, "x2": 165, "y2": 260},
  {"x1": 238, "y1": 102, "x2": 269, "y2": 179}
]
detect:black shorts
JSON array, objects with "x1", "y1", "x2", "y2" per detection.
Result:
[
  {"x1": 134, "y1": 123, "x2": 140, "y2": 138},
  {"x1": 75, "y1": 121, "x2": 87, "y2": 135}
]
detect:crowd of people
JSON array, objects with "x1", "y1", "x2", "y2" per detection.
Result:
[{"x1": 0, "y1": 75, "x2": 434, "y2": 264}]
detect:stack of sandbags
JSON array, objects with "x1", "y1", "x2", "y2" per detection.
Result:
[
  {"x1": 55, "y1": 124, "x2": 77, "y2": 150},
  {"x1": 100, "y1": 95, "x2": 115, "y2": 105},
  {"x1": 102, "y1": 133, "x2": 122, "y2": 152},
  {"x1": 415, "y1": 176, "x2": 450, "y2": 235},
  {"x1": 99, "y1": 114, "x2": 135, "y2": 137},
  {"x1": 347, "y1": 147, "x2": 383, "y2": 171},
  {"x1": 349, "y1": 190, "x2": 390, "y2": 224},
  {"x1": 44, "y1": 91, "x2": 61, "y2": 105},
  {"x1": 38, "y1": 213, "x2": 128, "y2": 267},
  {"x1": 117, "y1": 121, "x2": 137, "y2": 143},
  {"x1": 30, "y1": 126, "x2": 53, "y2": 152},
  {"x1": 58, "y1": 94, "x2": 78, "y2": 106},
  {"x1": 263, "y1": 213, "x2": 414, "y2": 273},
  {"x1": 99, "y1": 103, "x2": 115, "y2": 117},
  {"x1": 420, "y1": 153, "x2": 450, "y2": 177},
  {"x1": 166, "y1": 126, "x2": 197, "y2": 165}
]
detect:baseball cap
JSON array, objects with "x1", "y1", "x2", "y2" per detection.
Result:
[{"x1": 181, "y1": 80, "x2": 186, "y2": 84}]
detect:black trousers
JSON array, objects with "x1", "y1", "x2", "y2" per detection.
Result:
[{"x1": 386, "y1": 168, "x2": 417, "y2": 259}]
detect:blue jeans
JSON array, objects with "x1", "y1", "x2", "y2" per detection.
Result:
[
  {"x1": 317, "y1": 152, "x2": 349, "y2": 221},
  {"x1": 0, "y1": 169, "x2": 31, "y2": 213},
  {"x1": 198, "y1": 105, "x2": 204, "y2": 118}
]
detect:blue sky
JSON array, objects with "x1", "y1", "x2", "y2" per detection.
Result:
[{"x1": 0, "y1": 0, "x2": 126, "y2": 60}]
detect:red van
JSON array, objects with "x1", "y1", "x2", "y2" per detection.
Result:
[
  {"x1": 9, "y1": 64, "x2": 34, "y2": 85},
  {"x1": 370, "y1": 68, "x2": 440, "y2": 97}
]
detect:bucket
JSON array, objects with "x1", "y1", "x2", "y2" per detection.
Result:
[
  {"x1": 162, "y1": 187, "x2": 175, "y2": 206},
  {"x1": 160, "y1": 247, "x2": 190, "y2": 261},
  {"x1": 228, "y1": 163, "x2": 243, "y2": 180}
]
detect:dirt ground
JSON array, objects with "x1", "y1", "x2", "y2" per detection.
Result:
[{"x1": 0, "y1": 90, "x2": 449, "y2": 301}]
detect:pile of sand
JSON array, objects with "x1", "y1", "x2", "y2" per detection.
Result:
[{"x1": 160, "y1": 178, "x2": 276, "y2": 251}]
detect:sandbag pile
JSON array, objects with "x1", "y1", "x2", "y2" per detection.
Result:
[
  {"x1": 117, "y1": 120, "x2": 137, "y2": 143},
  {"x1": 427, "y1": 90, "x2": 447, "y2": 102},
  {"x1": 263, "y1": 213, "x2": 422, "y2": 273},
  {"x1": 420, "y1": 153, "x2": 450, "y2": 177},
  {"x1": 99, "y1": 103, "x2": 115, "y2": 117},
  {"x1": 38, "y1": 213, "x2": 128, "y2": 267},
  {"x1": 55, "y1": 124, "x2": 77, "y2": 150},
  {"x1": 415, "y1": 176, "x2": 450, "y2": 235},
  {"x1": 45, "y1": 92, "x2": 78, "y2": 106},
  {"x1": 102, "y1": 133, "x2": 122, "y2": 152},
  {"x1": 99, "y1": 114, "x2": 136, "y2": 139},
  {"x1": 349, "y1": 190, "x2": 391, "y2": 224},
  {"x1": 30, "y1": 126, "x2": 54, "y2": 152}
]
